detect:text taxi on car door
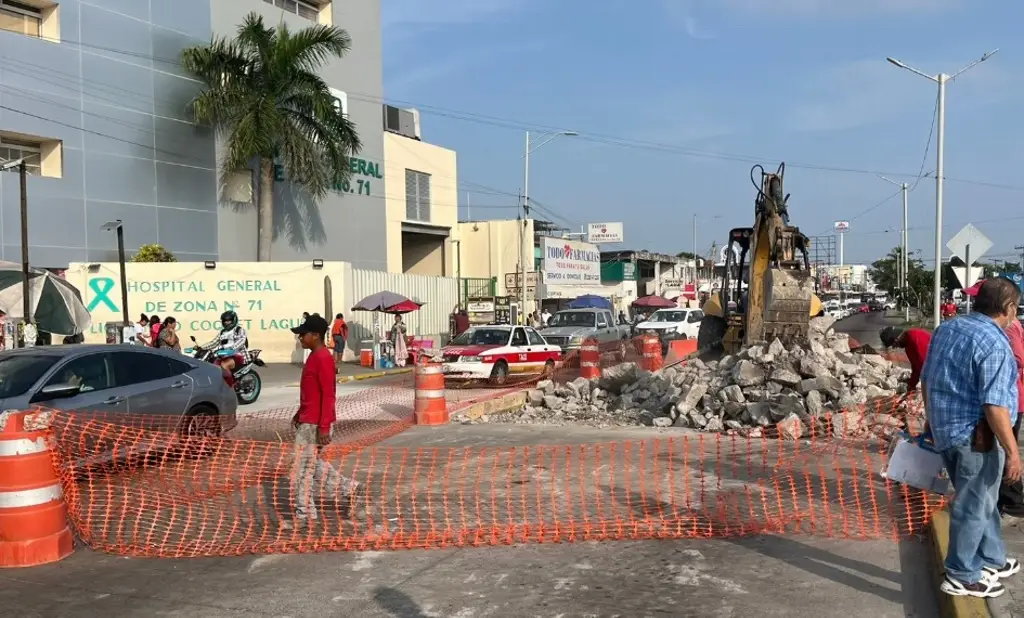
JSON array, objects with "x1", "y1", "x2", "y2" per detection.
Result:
[{"x1": 441, "y1": 325, "x2": 562, "y2": 385}]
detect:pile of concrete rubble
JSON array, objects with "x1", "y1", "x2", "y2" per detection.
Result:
[{"x1": 473, "y1": 316, "x2": 912, "y2": 439}]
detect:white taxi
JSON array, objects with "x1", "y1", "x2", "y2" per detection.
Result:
[{"x1": 441, "y1": 325, "x2": 562, "y2": 384}]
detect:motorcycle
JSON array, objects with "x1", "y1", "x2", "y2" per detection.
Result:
[{"x1": 189, "y1": 335, "x2": 266, "y2": 405}]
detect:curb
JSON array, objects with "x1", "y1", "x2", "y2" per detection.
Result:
[
  {"x1": 337, "y1": 368, "x2": 414, "y2": 384},
  {"x1": 454, "y1": 391, "x2": 528, "y2": 421},
  {"x1": 930, "y1": 509, "x2": 992, "y2": 618}
]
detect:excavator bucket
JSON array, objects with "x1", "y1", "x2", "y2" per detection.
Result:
[{"x1": 759, "y1": 268, "x2": 815, "y2": 344}]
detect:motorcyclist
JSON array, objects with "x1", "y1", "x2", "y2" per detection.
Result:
[{"x1": 207, "y1": 310, "x2": 248, "y2": 373}]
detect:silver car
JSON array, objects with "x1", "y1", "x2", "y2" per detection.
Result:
[{"x1": 0, "y1": 344, "x2": 238, "y2": 435}]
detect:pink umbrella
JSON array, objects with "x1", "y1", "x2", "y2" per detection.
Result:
[{"x1": 632, "y1": 295, "x2": 677, "y2": 309}]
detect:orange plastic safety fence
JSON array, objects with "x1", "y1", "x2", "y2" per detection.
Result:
[{"x1": 44, "y1": 394, "x2": 942, "y2": 558}]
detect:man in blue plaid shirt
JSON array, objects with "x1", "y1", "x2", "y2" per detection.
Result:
[{"x1": 923, "y1": 277, "x2": 1023, "y2": 598}]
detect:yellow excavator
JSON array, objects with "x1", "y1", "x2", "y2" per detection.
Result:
[{"x1": 698, "y1": 162, "x2": 823, "y2": 354}]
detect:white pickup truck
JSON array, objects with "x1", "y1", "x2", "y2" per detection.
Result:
[{"x1": 636, "y1": 308, "x2": 704, "y2": 354}]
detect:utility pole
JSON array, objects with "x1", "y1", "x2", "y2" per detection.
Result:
[
  {"x1": 19, "y1": 160, "x2": 30, "y2": 327},
  {"x1": 520, "y1": 130, "x2": 576, "y2": 321},
  {"x1": 692, "y1": 214, "x2": 698, "y2": 292},
  {"x1": 887, "y1": 49, "x2": 998, "y2": 327}
]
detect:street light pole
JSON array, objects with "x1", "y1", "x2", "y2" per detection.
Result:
[
  {"x1": 878, "y1": 175, "x2": 912, "y2": 320},
  {"x1": 692, "y1": 214, "x2": 697, "y2": 290},
  {"x1": 101, "y1": 220, "x2": 130, "y2": 327},
  {"x1": 19, "y1": 161, "x2": 30, "y2": 327},
  {"x1": 887, "y1": 49, "x2": 998, "y2": 326},
  {"x1": 521, "y1": 129, "x2": 577, "y2": 320}
]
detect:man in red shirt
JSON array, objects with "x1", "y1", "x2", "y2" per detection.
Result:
[
  {"x1": 999, "y1": 318, "x2": 1024, "y2": 515},
  {"x1": 880, "y1": 326, "x2": 932, "y2": 392},
  {"x1": 281, "y1": 314, "x2": 359, "y2": 529}
]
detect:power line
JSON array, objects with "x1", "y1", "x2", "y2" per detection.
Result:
[
  {"x1": 909, "y1": 96, "x2": 938, "y2": 191},
  {"x1": 2, "y1": 43, "x2": 1023, "y2": 193}
]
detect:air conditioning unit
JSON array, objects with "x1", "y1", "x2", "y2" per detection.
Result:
[{"x1": 382, "y1": 104, "x2": 421, "y2": 140}]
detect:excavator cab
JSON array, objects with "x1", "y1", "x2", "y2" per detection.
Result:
[{"x1": 698, "y1": 163, "x2": 822, "y2": 354}]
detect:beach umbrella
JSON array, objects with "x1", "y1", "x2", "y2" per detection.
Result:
[
  {"x1": 631, "y1": 295, "x2": 677, "y2": 309},
  {"x1": 0, "y1": 263, "x2": 92, "y2": 334},
  {"x1": 567, "y1": 294, "x2": 612, "y2": 310},
  {"x1": 352, "y1": 291, "x2": 414, "y2": 312},
  {"x1": 385, "y1": 299, "x2": 424, "y2": 314}
]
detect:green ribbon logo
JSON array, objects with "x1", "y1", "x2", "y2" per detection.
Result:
[{"x1": 87, "y1": 277, "x2": 118, "y2": 312}]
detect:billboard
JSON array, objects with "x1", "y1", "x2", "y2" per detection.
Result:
[
  {"x1": 542, "y1": 237, "x2": 601, "y2": 284},
  {"x1": 833, "y1": 221, "x2": 850, "y2": 233},
  {"x1": 587, "y1": 222, "x2": 624, "y2": 244}
]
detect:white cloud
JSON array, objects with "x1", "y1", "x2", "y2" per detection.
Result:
[{"x1": 784, "y1": 57, "x2": 1015, "y2": 133}]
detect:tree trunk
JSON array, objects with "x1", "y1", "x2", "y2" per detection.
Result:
[{"x1": 257, "y1": 158, "x2": 274, "y2": 262}]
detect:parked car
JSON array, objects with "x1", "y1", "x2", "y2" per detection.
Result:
[
  {"x1": 635, "y1": 308, "x2": 703, "y2": 354},
  {"x1": 441, "y1": 325, "x2": 561, "y2": 384},
  {"x1": 0, "y1": 344, "x2": 238, "y2": 436},
  {"x1": 540, "y1": 308, "x2": 631, "y2": 359}
]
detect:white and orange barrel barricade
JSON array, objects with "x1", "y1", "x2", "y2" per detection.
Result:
[
  {"x1": 664, "y1": 339, "x2": 699, "y2": 365},
  {"x1": 641, "y1": 335, "x2": 663, "y2": 372},
  {"x1": 0, "y1": 411, "x2": 74, "y2": 567},
  {"x1": 414, "y1": 361, "x2": 449, "y2": 425},
  {"x1": 580, "y1": 338, "x2": 601, "y2": 379}
]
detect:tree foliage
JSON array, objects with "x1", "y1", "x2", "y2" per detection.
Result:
[
  {"x1": 868, "y1": 246, "x2": 934, "y2": 307},
  {"x1": 131, "y1": 244, "x2": 177, "y2": 263},
  {"x1": 181, "y1": 13, "x2": 361, "y2": 261}
]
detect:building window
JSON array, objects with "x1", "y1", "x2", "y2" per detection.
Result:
[
  {"x1": 0, "y1": 137, "x2": 41, "y2": 175},
  {"x1": 329, "y1": 87, "x2": 348, "y2": 118},
  {"x1": 0, "y1": 0, "x2": 41, "y2": 37},
  {"x1": 405, "y1": 169, "x2": 431, "y2": 222},
  {"x1": 0, "y1": 132, "x2": 62, "y2": 178},
  {"x1": 262, "y1": 0, "x2": 321, "y2": 22}
]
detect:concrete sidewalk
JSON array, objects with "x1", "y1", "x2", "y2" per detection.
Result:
[{"x1": 0, "y1": 536, "x2": 938, "y2": 617}]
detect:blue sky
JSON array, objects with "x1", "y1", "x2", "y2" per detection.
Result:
[{"x1": 380, "y1": 0, "x2": 1024, "y2": 269}]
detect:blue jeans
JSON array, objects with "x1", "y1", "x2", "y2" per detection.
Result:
[{"x1": 941, "y1": 444, "x2": 1006, "y2": 584}]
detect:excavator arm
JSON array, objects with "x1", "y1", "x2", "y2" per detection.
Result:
[{"x1": 698, "y1": 162, "x2": 822, "y2": 353}]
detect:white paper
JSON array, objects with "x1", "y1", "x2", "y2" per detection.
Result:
[{"x1": 884, "y1": 437, "x2": 952, "y2": 495}]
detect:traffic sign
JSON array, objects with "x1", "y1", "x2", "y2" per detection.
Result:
[
  {"x1": 946, "y1": 223, "x2": 992, "y2": 263},
  {"x1": 951, "y1": 266, "x2": 983, "y2": 289}
]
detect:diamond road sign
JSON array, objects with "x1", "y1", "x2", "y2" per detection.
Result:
[
  {"x1": 946, "y1": 223, "x2": 992, "y2": 263},
  {"x1": 951, "y1": 266, "x2": 984, "y2": 289}
]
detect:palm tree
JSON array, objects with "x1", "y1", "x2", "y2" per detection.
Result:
[{"x1": 181, "y1": 12, "x2": 362, "y2": 261}]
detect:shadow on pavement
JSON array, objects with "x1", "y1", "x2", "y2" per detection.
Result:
[
  {"x1": 727, "y1": 535, "x2": 903, "y2": 604},
  {"x1": 373, "y1": 586, "x2": 431, "y2": 618}
]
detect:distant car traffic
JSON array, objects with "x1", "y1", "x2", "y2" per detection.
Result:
[
  {"x1": 441, "y1": 325, "x2": 561, "y2": 384},
  {"x1": 0, "y1": 344, "x2": 238, "y2": 435}
]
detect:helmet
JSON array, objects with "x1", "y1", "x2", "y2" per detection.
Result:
[
  {"x1": 221, "y1": 310, "x2": 238, "y2": 330},
  {"x1": 879, "y1": 326, "x2": 903, "y2": 348}
]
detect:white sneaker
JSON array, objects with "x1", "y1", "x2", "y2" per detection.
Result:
[
  {"x1": 983, "y1": 558, "x2": 1021, "y2": 580},
  {"x1": 940, "y1": 574, "x2": 1005, "y2": 598}
]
